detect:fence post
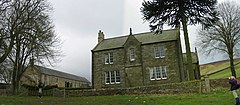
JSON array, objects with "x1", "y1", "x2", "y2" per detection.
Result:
[
  {"x1": 199, "y1": 80, "x2": 202, "y2": 93},
  {"x1": 204, "y1": 75, "x2": 210, "y2": 93},
  {"x1": 52, "y1": 88, "x2": 54, "y2": 97}
]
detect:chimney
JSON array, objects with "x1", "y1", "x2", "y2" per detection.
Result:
[{"x1": 98, "y1": 30, "x2": 104, "y2": 43}]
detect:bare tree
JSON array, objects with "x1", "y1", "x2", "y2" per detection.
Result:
[
  {"x1": 197, "y1": 1, "x2": 240, "y2": 77},
  {"x1": 0, "y1": 0, "x2": 16, "y2": 63},
  {"x1": 0, "y1": 58, "x2": 12, "y2": 84},
  {"x1": 0, "y1": 0, "x2": 62, "y2": 94}
]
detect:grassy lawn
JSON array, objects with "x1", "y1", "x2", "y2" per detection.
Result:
[{"x1": 0, "y1": 88, "x2": 237, "y2": 105}]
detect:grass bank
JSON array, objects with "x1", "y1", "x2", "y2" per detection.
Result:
[
  {"x1": 200, "y1": 58, "x2": 240, "y2": 79},
  {"x1": 0, "y1": 88, "x2": 236, "y2": 105}
]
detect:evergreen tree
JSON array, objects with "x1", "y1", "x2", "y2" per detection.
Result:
[{"x1": 141, "y1": 0, "x2": 218, "y2": 80}]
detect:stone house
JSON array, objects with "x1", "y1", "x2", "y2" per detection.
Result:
[
  {"x1": 92, "y1": 28, "x2": 199, "y2": 89},
  {"x1": 20, "y1": 65, "x2": 90, "y2": 88},
  {"x1": 183, "y1": 48, "x2": 201, "y2": 80}
]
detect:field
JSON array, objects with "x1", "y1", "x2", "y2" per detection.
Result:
[
  {"x1": 0, "y1": 88, "x2": 237, "y2": 105},
  {"x1": 200, "y1": 58, "x2": 240, "y2": 79}
]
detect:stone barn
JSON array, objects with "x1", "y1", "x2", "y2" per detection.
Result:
[{"x1": 21, "y1": 65, "x2": 90, "y2": 88}]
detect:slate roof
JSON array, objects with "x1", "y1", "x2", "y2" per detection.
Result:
[
  {"x1": 183, "y1": 52, "x2": 199, "y2": 64},
  {"x1": 92, "y1": 29, "x2": 179, "y2": 51},
  {"x1": 33, "y1": 65, "x2": 90, "y2": 83}
]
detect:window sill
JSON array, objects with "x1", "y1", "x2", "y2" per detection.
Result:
[
  {"x1": 105, "y1": 83, "x2": 121, "y2": 85},
  {"x1": 105, "y1": 63, "x2": 113, "y2": 65},
  {"x1": 150, "y1": 78, "x2": 167, "y2": 81},
  {"x1": 130, "y1": 59, "x2": 135, "y2": 62},
  {"x1": 155, "y1": 56, "x2": 165, "y2": 59}
]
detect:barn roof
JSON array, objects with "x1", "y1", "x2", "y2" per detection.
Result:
[
  {"x1": 92, "y1": 29, "x2": 179, "y2": 51},
  {"x1": 34, "y1": 65, "x2": 90, "y2": 83}
]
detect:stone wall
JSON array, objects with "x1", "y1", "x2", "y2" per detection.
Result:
[
  {"x1": 27, "y1": 78, "x2": 230, "y2": 97},
  {"x1": 0, "y1": 89, "x2": 11, "y2": 96},
  {"x1": 141, "y1": 41, "x2": 183, "y2": 85},
  {"x1": 92, "y1": 48, "x2": 126, "y2": 89}
]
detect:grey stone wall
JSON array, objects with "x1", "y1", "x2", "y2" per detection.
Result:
[
  {"x1": 26, "y1": 78, "x2": 229, "y2": 97},
  {"x1": 92, "y1": 40, "x2": 184, "y2": 89},
  {"x1": 141, "y1": 41, "x2": 182, "y2": 85},
  {"x1": 92, "y1": 48, "x2": 126, "y2": 89}
]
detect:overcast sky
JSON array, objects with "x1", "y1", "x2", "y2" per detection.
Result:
[{"x1": 48, "y1": 0, "x2": 235, "y2": 81}]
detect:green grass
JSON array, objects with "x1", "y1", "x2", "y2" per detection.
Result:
[
  {"x1": 0, "y1": 88, "x2": 237, "y2": 105},
  {"x1": 209, "y1": 63, "x2": 240, "y2": 79},
  {"x1": 200, "y1": 58, "x2": 240, "y2": 79}
]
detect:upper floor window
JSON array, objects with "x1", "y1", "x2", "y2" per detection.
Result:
[
  {"x1": 154, "y1": 46, "x2": 165, "y2": 58},
  {"x1": 149, "y1": 66, "x2": 167, "y2": 80},
  {"x1": 130, "y1": 48, "x2": 135, "y2": 61},
  {"x1": 105, "y1": 52, "x2": 113, "y2": 64},
  {"x1": 105, "y1": 70, "x2": 120, "y2": 84}
]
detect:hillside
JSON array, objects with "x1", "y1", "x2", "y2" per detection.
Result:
[{"x1": 200, "y1": 58, "x2": 240, "y2": 79}]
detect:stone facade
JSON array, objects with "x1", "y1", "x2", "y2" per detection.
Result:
[
  {"x1": 20, "y1": 65, "x2": 90, "y2": 88},
  {"x1": 92, "y1": 29, "x2": 194, "y2": 89}
]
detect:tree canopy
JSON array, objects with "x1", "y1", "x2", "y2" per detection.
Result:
[
  {"x1": 141, "y1": 0, "x2": 218, "y2": 80},
  {"x1": 141, "y1": 0, "x2": 218, "y2": 31}
]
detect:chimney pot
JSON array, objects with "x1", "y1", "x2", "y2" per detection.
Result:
[{"x1": 98, "y1": 30, "x2": 104, "y2": 43}]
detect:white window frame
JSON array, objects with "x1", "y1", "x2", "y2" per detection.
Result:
[
  {"x1": 161, "y1": 66, "x2": 167, "y2": 79},
  {"x1": 154, "y1": 46, "x2": 165, "y2": 58},
  {"x1": 130, "y1": 48, "x2": 135, "y2": 61},
  {"x1": 149, "y1": 66, "x2": 167, "y2": 80},
  {"x1": 155, "y1": 67, "x2": 161, "y2": 80},
  {"x1": 105, "y1": 52, "x2": 113, "y2": 64},
  {"x1": 109, "y1": 52, "x2": 113, "y2": 64},
  {"x1": 154, "y1": 47, "x2": 160, "y2": 58},
  {"x1": 110, "y1": 71, "x2": 115, "y2": 84},
  {"x1": 105, "y1": 72, "x2": 110, "y2": 84},
  {"x1": 149, "y1": 68, "x2": 155, "y2": 80},
  {"x1": 105, "y1": 71, "x2": 120, "y2": 84},
  {"x1": 115, "y1": 71, "x2": 120, "y2": 84},
  {"x1": 105, "y1": 53, "x2": 109, "y2": 64}
]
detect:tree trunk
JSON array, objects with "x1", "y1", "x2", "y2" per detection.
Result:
[
  {"x1": 12, "y1": 35, "x2": 20, "y2": 95},
  {"x1": 12, "y1": 62, "x2": 17, "y2": 95},
  {"x1": 181, "y1": 16, "x2": 194, "y2": 80},
  {"x1": 179, "y1": 0, "x2": 194, "y2": 80},
  {"x1": 229, "y1": 51, "x2": 236, "y2": 77}
]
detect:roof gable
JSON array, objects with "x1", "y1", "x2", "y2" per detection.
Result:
[{"x1": 123, "y1": 33, "x2": 140, "y2": 47}]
